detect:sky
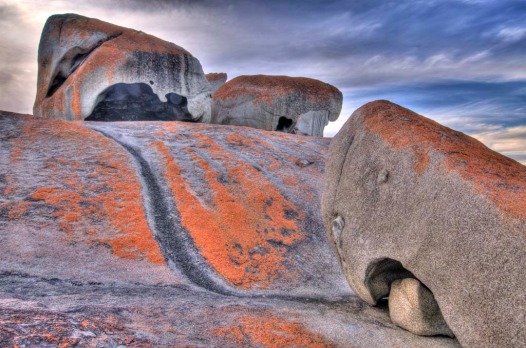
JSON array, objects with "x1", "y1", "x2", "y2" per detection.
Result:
[{"x1": 0, "y1": 0, "x2": 525, "y2": 164}]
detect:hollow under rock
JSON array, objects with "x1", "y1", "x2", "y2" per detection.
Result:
[
  {"x1": 276, "y1": 116, "x2": 295, "y2": 133},
  {"x1": 86, "y1": 82, "x2": 194, "y2": 122}
]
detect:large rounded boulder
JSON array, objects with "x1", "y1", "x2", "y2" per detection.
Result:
[
  {"x1": 322, "y1": 100, "x2": 526, "y2": 348},
  {"x1": 33, "y1": 14, "x2": 212, "y2": 122},
  {"x1": 211, "y1": 75, "x2": 342, "y2": 137}
]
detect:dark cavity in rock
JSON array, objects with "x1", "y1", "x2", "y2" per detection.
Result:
[
  {"x1": 365, "y1": 258, "x2": 415, "y2": 302},
  {"x1": 86, "y1": 82, "x2": 195, "y2": 122},
  {"x1": 276, "y1": 116, "x2": 294, "y2": 133}
]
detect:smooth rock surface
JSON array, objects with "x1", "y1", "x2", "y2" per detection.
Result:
[
  {"x1": 0, "y1": 110, "x2": 460, "y2": 347},
  {"x1": 389, "y1": 278, "x2": 455, "y2": 337},
  {"x1": 322, "y1": 100, "x2": 526, "y2": 348},
  {"x1": 33, "y1": 14, "x2": 211, "y2": 122},
  {"x1": 211, "y1": 75, "x2": 342, "y2": 136},
  {"x1": 206, "y1": 72, "x2": 227, "y2": 94}
]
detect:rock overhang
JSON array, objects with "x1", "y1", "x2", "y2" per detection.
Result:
[
  {"x1": 33, "y1": 13, "x2": 212, "y2": 122},
  {"x1": 211, "y1": 74, "x2": 343, "y2": 136},
  {"x1": 322, "y1": 100, "x2": 526, "y2": 348}
]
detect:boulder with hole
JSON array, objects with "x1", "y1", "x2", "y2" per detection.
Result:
[
  {"x1": 33, "y1": 13, "x2": 211, "y2": 122},
  {"x1": 211, "y1": 75, "x2": 342, "y2": 136},
  {"x1": 322, "y1": 100, "x2": 526, "y2": 348}
]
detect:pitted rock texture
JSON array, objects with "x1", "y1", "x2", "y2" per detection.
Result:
[
  {"x1": 0, "y1": 110, "x2": 461, "y2": 347},
  {"x1": 211, "y1": 75, "x2": 342, "y2": 136},
  {"x1": 206, "y1": 72, "x2": 227, "y2": 94},
  {"x1": 322, "y1": 100, "x2": 526, "y2": 348},
  {"x1": 33, "y1": 14, "x2": 211, "y2": 122}
]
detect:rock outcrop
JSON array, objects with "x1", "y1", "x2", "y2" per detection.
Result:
[
  {"x1": 0, "y1": 110, "x2": 461, "y2": 347},
  {"x1": 206, "y1": 72, "x2": 227, "y2": 94},
  {"x1": 33, "y1": 14, "x2": 211, "y2": 122},
  {"x1": 389, "y1": 278, "x2": 455, "y2": 338},
  {"x1": 211, "y1": 75, "x2": 342, "y2": 137},
  {"x1": 322, "y1": 100, "x2": 526, "y2": 348}
]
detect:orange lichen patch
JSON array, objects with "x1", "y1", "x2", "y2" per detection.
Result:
[
  {"x1": 152, "y1": 135, "x2": 304, "y2": 288},
  {"x1": 226, "y1": 133, "x2": 252, "y2": 147},
  {"x1": 212, "y1": 310, "x2": 334, "y2": 348},
  {"x1": 362, "y1": 100, "x2": 526, "y2": 220},
  {"x1": 3, "y1": 201, "x2": 31, "y2": 220},
  {"x1": 213, "y1": 75, "x2": 341, "y2": 107},
  {"x1": 8, "y1": 117, "x2": 164, "y2": 264},
  {"x1": 283, "y1": 176, "x2": 298, "y2": 187},
  {"x1": 206, "y1": 72, "x2": 227, "y2": 82},
  {"x1": 162, "y1": 122, "x2": 178, "y2": 133},
  {"x1": 3, "y1": 186, "x2": 15, "y2": 195}
]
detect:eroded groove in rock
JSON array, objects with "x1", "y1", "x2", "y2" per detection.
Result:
[
  {"x1": 91, "y1": 129, "x2": 237, "y2": 296},
  {"x1": 86, "y1": 120, "x2": 355, "y2": 303},
  {"x1": 46, "y1": 32, "x2": 123, "y2": 98},
  {"x1": 0, "y1": 111, "x2": 465, "y2": 346},
  {"x1": 91, "y1": 128, "x2": 348, "y2": 303}
]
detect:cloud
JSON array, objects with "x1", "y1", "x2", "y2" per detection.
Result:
[
  {"x1": 496, "y1": 27, "x2": 526, "y2": 43},
  {"x1": 0, "y1": 0, "x2": 523, "y2": 164},
  {"x1": 473, "y1": 126, "x2": 526, "y2": 164},
  {"x1": 324, "y1": 79, "x2": 526, "y2": 165}
]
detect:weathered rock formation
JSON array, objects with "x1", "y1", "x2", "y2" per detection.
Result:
[
  {"x1": 0, "y1": 110, "x2": 460, "y2": 347},
  {"x1": 322, "y1": 100, "x2": 526, "y2": 348},
  {"x1": 33, "y1": 14, "x2": 211, "y2": 122},
  {"x1": 389, "y1": 278, "x2": 455, "y2": 338},
  {"x1": 211, "y1": 75, "x2": 342, "y2": 137},
  {"x1": 206, "y1": 72, "x2": 227, "y2": 94}
]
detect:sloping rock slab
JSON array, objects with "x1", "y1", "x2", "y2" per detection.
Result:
[
  {"x1": 0, "y1": 110, "x2": 460, "y2": 347},
  {"x1": 322, "y1": 100, "x2": 526, "y2": 348}
]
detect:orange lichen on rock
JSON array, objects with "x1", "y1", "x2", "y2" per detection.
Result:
[
  {"x1": 152, "y1": 135, "x2": 304, "y2": 288},
  {"x1": 206, "y1": 72, "x2": 227, "y2": 82},
  {"x1": 213, "y1": 75, "x2": 341, "y2": 107},
  {"x1": 212, "y1": 310, "x2": 334, "y2": 348},
  {"x1": 4, "y1": 201, "x2": 32, "y2": 220},
  {"x1": 8, "y1": 117, "x2": 164, "y2": 264},
  {"x1": 34, "y1": 14, "x2": 210, "y2": 121},
  {"x1": 362, "y1": 100, "x2": 526, "y2": 220}
]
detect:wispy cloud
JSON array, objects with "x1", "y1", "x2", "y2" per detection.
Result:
[
  {"x1": 473, "y1": 126, "x2": 526, "y2": 164},
  {"x1": 496, "y1": 27, "x2": 526, "y2": 43}
]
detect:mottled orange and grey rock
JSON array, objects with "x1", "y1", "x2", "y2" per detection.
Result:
[
  {"x1": 0, "y1": 110, "x2": 461, "y2": 347},
  {"x1": 33, "y1": 14, "x2": 211, "y2": 122},
  {"x1": 211, "y1": 75, "x2": 342, "y2": 136},
  {"x1": 322, "y1": 100, "x2": 526, "y2": 348}
]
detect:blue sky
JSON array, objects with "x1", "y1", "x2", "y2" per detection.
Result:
[{"x1": 0, "y1": 0, "x2": 525, "y2": 163}]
